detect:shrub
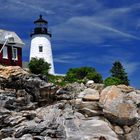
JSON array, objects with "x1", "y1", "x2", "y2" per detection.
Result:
[
  {"x1": 28, "y1": 58, "x2": 50, "y2": 75},
  {"x1": 104, "y1": 77, "x2": 122, "y2": 87},
  {"x1": 48, "y1": 74, "x2": 66, "y2": 86},
  {"x1": 87, "y1": 72, "x2": 103, "y2": 83},
  {"x1": 65, "y1": 66, "x2": 103, "y2": 83}
]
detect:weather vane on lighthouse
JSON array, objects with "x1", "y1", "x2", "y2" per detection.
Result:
[{"x1": 30, "y1": 15, "x2": 55, "y2": 74}]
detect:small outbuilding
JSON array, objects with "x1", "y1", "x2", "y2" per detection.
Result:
[{"x1": 0, "y1": 29, "x2": 24, "y2": 67}]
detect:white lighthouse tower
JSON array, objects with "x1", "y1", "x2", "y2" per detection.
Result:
[{"x1": 30, "y1": 15, "x2": 55, "y2": 74}]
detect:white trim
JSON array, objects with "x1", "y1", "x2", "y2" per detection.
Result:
[
  {"x1": 2, "y1": 46, "x2": 8, "y2": 59},
  {"x1": 12, "y1": 47, "x2": 18, "y2": 61}
]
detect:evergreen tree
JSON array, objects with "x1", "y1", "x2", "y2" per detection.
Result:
[{"x1": 110, "y1": 61, "x2": 129, "y2": 85}]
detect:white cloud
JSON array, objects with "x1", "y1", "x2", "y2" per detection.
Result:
[
  {"x1": 52, "y1": 15, "x2": 140, "y2": 47},
  {"x1": 54, "y1": 53, "x2": 80, "y2": 64}
]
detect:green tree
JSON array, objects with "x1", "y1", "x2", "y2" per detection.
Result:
[
  {"x1": 110, "y1": 61, "x2": 129, "y2": 85},
  {"x1": 104, "y1": 77, "x2": 122, "y2": 87},
  {"x1": 65, "y1": 66, "x2": 103, "y2": 83},
  {"x1": 28, "y1": 57, "x2": 50, "y2": 75},
  {"x1": 87, "y1": 72, "x2": 103, "y2": 83}
]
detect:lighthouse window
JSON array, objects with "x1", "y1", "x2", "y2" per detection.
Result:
[{"x1": 39, "y1": 46, "x2": 43, "y2": 52}]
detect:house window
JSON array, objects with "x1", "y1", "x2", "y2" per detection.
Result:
[
  {"x1": 3, "y1": 46, "x2": 8, "y2": 59},
  {"x1": 39, "y1": 45, "x2": 43, "y2": 52},
  {"x1": 12, "y1": 47, "x2": 18, "y2": 60}
]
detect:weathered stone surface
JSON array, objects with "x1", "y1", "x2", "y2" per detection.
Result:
[
  {"x1": 78, "y1": 88, "x2": 99, "y2": 101},
  {"x1": 82, "y1": 88, "x2": 100, "y2": 101},
  {"x1": 78, "y1": 108, "x2": 102, "y2": 117},
  {"x1": 21, "y1": 111, "x2": 36, "y2": 120},
  {"x1": 86, "y1": 80, "x2": 94, "y2": 85},
  {"x1": 0, "y1": 128, "x2": 14, "y2": 139},
  {"x1": 20, "y1": 134, "x2": 33, "y2": 140},
  {"x1": 65, "y1": 82, "x2": 86, "y2": 93},
  {"x1": 33, "y1": 136, "x2": 45, "y2": 140},
  {"x1": 86, "y1": 83, "x2": 104, "y2": 92},
  {"x1": 123, "y1": 126, "x2": 132, "y2": 134},
  {"x1": 114, "y1": 126, "x2": 124, "y2": 135},
  {"x1": 127, "y1": 91, "x2": 140, "y2": 106},
  {"x1": 136, "y1": 89, "x2": 140, "y2": 94},
  {"x1": 99, "y1": 86, "x2": 122, "y2": 108},
  {"x1": 125, "y1": 121, "x2": 140, "y2": 140},
  {"x1": 75, "y1": 100, "x2": 101, "y2": 110},
  {"x1": 117, "y1": 85, "x2": 135, "y2": 93},
  {"x1": 2, "y1": 138, "x2": 17, "y2": 140},
  {"x1": 78, "y1": 117, "x2": 119, "y2": 140},
  {"x1": 99, "y1": 86, "x2": 138, "y2": 126},
  {"x1": 0, "y1": 66, "x2": 140, "y2": 140},
  {"x1": 0, "y1": 65, "x2": 28, "y2": 79},
  {"x1": 4, "y1": 115, "x2": 26, "y2": 127}
]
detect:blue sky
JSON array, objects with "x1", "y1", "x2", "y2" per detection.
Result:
[{"x1": 0, "y1": 0, "x2": 140, "y2": 88}]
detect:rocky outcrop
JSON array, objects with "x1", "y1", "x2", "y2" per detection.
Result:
[
  {"x1": 0, "y1": 66, "x2": 140, "y2": 140},
  {"x1": 99, "y1": 86, "x2": 138, "y2": 126},
  {"x1": 0, "y1": 65, "x2": 28, "y2": 79}
]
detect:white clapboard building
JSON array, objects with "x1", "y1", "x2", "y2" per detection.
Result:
[{"x1": 30, "y1": 15, "x2": 55, "y2": 74}]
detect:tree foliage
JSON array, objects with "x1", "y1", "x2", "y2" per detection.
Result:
[
  {"x1": 104, "y1": 77, "x2": 122, "y2": 87},
  {"x1": 28, "y1": 58, "x2": 50, "y2": 75},
  {"x1": 65, "y1": 66, "x2": 103, "y2": 83},
  {"x1": 110, "y1": 61, "x2": 129, "y2": 85}
]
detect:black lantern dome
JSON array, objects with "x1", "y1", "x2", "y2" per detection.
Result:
[
  {"x1": 30, "y1": 15, "x2": 51, "y2": 37},
  {"x1": 34, "y1": 15, "x2": 48, "y2": 24}
]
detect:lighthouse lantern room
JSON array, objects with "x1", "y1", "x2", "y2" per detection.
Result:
[{"x1": 30, "y1": 15, "x2": 55, "y2": 74}]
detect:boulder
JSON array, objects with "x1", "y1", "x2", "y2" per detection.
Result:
[
  {"x1": 136, "y1": 90, "x2": 140, "y2": 94},
  {"x1": 78, "y1": 88, "x2": 99, "y2": 101},
  {"x1": 0, "y1": 65, "x2": 28, "y2": 79},
  {"x1": 83, "y1": 88, "x2": 100, "y2": 101},
  {"x1": 123, "y1": 126, "x2": 132, "y2": 134},
  {"x1": 20, "y1": 134, "x2": 33, "y2": 140},
  {"x1": 99, "y1": 86, "x2": 138, "y2": 126},
  {"x1": 114, "y1": 126, "x2": 124, "y2": 135},
  {"x1": 65, "y1": 82, "x2": 86, "y2": 94},
  {"x1": 127, "y1": 91, "x2": 140, "y2": 106},
  {"x1": 86, "y1": 80, "x2": 94, "y2": 85},
  {"x1": 0, "y1": 91, "x2": 16, "y2": 110},
  {"x1": 117, "y1": 85, "x2": 135, "y2": 93},
  {"x1": 78, "y1": 108, "x2": 103, "y2": 117},
  {"x1": 77, "y1": 117, "x2": 119, "y2": 140},
  {"x1": 0, "y1": 128, "x2": 14, "y2": 139},
  {"x1": 86, "y1": 83, "x2": 104, "y2": 92},
  {"x1": 4, "y1": 115, "x2": 26, "y2": 127},
  {"x1": 56, "y1": 88, "x2": 72, "y2": 100},
  {"x1": 75, "y1": 100, "x2": 101, "y2": 110},
  {"x1": 125, "y1": 121, "x2": 140, "y2": 140}
]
